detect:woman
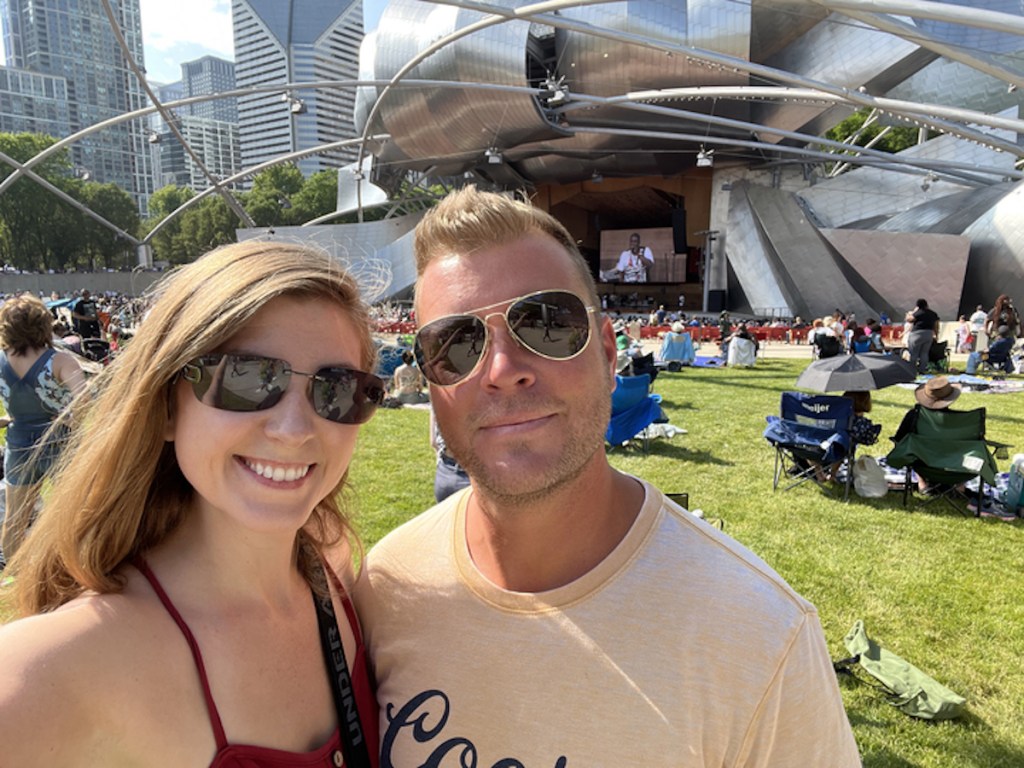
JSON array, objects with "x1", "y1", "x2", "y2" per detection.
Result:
[
  {"x1": 955, "y1": 315, "x2": 973, "y2": 354},
  {"x1": 985, "y1": 294, "x2": 1021, "y2": 340},
  {"x1": 0, "y1": 243, "x2": 383, "y2": 766},
  {"x1": 0, "y1": 294, "x2": 86, "y2": 562},
  {"x1": 392, "y1": 349, "x2": 429, "y2": 405}
]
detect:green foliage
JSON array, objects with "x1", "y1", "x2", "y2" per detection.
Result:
[
  {"x1": 347, "y1": 359, "x2": 1024, "y2": 767},
  {"x1": 826, "y1": 109, "x2": 924, "y2": 154}
]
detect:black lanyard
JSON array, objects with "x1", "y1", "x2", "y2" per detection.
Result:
[{"x1": 314, "y1": 566, "x2": 372, "y2": 768}]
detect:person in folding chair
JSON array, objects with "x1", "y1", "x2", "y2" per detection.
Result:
[
  {"x1": 888, "y1": 376, "x2": 1001, "y2": 514},
  {"x1": 356, "y1": 185, "x2": 860, "y2": 766}
]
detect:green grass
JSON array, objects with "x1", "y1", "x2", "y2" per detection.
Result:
[
  {"x1": 348, "y1": 360, "x2": 1024, "y2": 768},
  {"x1": 4, "y1": 359, "x2": 1023, "y2": 765}
]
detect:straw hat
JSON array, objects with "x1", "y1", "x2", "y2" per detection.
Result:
[
  {"x1": 671, "y1": 321, "x2": 684, "y2": 333},
  {"x1": 915, "y1": 376, "x2": 961, "y2": 409}
]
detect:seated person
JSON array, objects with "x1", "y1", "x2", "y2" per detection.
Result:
[
  {"x1": 849, "y1": 325, "x2": 872, "y2": 353},
  {"x1": 725, "y1": 323, "x2": 758, "y2": 366},
  {"x1": 862, "y1": 318, "x2": 886, "y2": 353},
  {"x1": 812, "y1": 322, "x2": 841, "y2": 359},
  {"x1": 965, "y1": 326, "x2": 1015, "y2": 374},
  {"x1": 658, "y1": 321, "x2": 696, "y2": 367},
  {"x1": 392, "y1": 350, "x2": 429, "y2": 404},
  {"x1": 893, "y1": 376, "x2": 962, "y2": 492}
]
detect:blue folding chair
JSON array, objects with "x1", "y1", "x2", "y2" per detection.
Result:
[
  {"x1": 606, "y1": 374, "x2": 662, "y2": 451},
  {"x1": 763, "y1": 392, "x2": 856, "y2": 499}
]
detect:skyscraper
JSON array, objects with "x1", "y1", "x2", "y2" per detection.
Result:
[
  {"x1": 0, "y1": 0, "x2": 153, "y2": 211},
  {"x1": 232, "y1": 0, "x2": 363, "y2": 178},
  {"x1": 151, "y1": 57, "x2": 241, "y2": 192}
]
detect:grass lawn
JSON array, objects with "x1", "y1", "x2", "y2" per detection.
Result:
[
  {"x1": 349, "y1": 358, "x2": 1024, "y2": 768},
  {"x1": 3, "y1": 357, "x2": 1022, "y2": 766}
]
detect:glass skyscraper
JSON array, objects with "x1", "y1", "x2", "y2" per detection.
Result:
[
  {"x1": 0, "y1": 0, "x2": 153, "y2": 211},
  {"x1": 232, "y1": 0, "x2": 363, "y2": 178}
]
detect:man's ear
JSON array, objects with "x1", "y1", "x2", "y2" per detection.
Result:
[{"x1": 598, "y1": 316, "x2": 619, "y2": 389}]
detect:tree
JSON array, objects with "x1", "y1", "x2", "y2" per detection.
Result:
[
  {"x1": 245, "y1": 164, "x2": 305, "y2": 227},
  {"x1": 142, "y1": 185, "x2": 195, "y2": 264},
  {"x1": 74, "y1": 183, "x2": 140, "y2": 270},
  {"x1": 290, "y1": 169, "x2": 338, "y2": 223},
  {"x1": 824, "y1": 109, "x2": 923, "y2": 155},
  {"x1": 0, "y1": 132, "x2": 73, "y2": 270}
]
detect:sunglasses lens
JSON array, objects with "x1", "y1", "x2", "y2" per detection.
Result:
[
  {"x1": 185, "y1": 355, "x2": 384, "y2": 424},
  {"x1": 508, "y1": 291, "x2": 590, "y2": 359},
  {"x1": 189, "y1": 354, "x2": 288, "y2": 412},
  {"x1": 415, "y1": 316, "x2": 487, "y2": 386},
  {"x1": 311, "y1": 368, "x2": 386, "y2": 424}
]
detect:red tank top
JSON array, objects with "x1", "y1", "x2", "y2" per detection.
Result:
[{"x1": 135, "y1": 558, "x2": 378, "y2": 768}]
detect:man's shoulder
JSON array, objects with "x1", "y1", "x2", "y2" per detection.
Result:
[{"x1": 365, "y1": 492, "x2": 464, "y2": 569}]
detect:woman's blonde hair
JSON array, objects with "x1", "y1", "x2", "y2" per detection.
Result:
[
  {"x1": 0, "y1": 294, "x2": 54, "y2": 354},
  {"x1": 7, "y1": 241, "x2": 377, "y2": 616}
]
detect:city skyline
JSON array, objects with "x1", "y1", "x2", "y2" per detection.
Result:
[{"x1": 2, "y1": 0, "x2": 386, "y2": 86}]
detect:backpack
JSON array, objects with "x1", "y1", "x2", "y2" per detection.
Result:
[{"x1": 835, "y1": 620, "x2": 966, "y2": 720}]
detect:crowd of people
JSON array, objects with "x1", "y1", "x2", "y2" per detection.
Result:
[{"x1": 0, "y1": 185, "x2": 1020, "y2": 763}]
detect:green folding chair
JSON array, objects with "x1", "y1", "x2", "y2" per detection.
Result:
[{"x1": 886, "y1": 406, "x2": 1001, "y2": 517}]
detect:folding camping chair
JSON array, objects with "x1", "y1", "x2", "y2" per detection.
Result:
[
  {"x1": 606, "y1": 373, "x2": 662, "y2": 452},
  {"x1": 926, "y1": 340, "x2": 950, "y2": 373},
  {"x1": 763, "y1": 392, "x2": 856, "y2": 500},
  {"x1": 727, "y1": 336, "x2": 757, "y2": 367},
  {"x1": 886, "y1": 405, "x2": 1001, "y2": 517}
]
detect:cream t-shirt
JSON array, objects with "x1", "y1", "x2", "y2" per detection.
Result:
[{"x1": 355, "y1": 480, "x2": 860, "y2": 767}]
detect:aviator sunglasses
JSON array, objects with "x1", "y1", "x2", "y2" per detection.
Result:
[
  {"x1": 180, "y1": 353, "x2": 386, "y2": 425},
  {"x1": 414, "y1": 289, "x2": 596, "y2": 387}
]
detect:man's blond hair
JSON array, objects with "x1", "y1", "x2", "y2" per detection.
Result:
[{"x1": 414, "y1": 186, "x2": 598, "y2": 306}]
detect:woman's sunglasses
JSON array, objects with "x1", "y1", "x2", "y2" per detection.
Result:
[
  {"x1": 414, "y1": 289, "x2": 596, "y2": 387},
  {"x1": 180, "y1": 353, "x2": 386, "y2": 425}
]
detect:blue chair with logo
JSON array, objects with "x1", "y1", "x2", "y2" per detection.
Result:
[{"x1": 764, "y1": 392, "x2": 856, "y2": 499}]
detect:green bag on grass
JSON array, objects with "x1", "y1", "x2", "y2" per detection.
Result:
[{"x1": 842, "y1": 620, "x2": 967, "y2": 720}]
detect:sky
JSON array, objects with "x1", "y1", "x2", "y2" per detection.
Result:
[
  {"x1": 2, "y1": 0, "x2": 387, "y2": 86},
  {"x1": 140, "y1": 0, "x2": 388, "y2": 84}
]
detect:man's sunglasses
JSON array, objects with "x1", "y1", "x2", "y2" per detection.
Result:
[
  {"x1": 414, "y1": 289, "x2": 596, "y2": 387},
  {"x1": 180, "y1": 353, "x2": 386, "y2": 425}
]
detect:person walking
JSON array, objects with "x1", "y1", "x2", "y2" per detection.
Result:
[{"x1": 905, "y1": 298, "x2": 939, "y2": 374}]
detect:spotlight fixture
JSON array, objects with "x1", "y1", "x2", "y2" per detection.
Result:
[
  {"x1": 591, "y1": 171, "x2": 603, "y2": 183},
  {"x1": 541, "y1": 75, "x2": 570, "y2": 108},
  {"x1": 484, "y1": 147, "x2": 503, "y2": 165},
  {"x1": 288, "y1": 97, "x2": 307, "y2": 114},
  {"x1": 921, "y1": 172, "x2": 938, "y2": 191},
  {"x1": 696, "y1": 146, "x2": 714, "y2": 168}
]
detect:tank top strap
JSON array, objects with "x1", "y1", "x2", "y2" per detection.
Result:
[
  {"x1": 133, "y1": 556, "x2": 229, "y2": 750},
  {"x1": 19, "y1": 347, "x2": 56, "y2": 384}
]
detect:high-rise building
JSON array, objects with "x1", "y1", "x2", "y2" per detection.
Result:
[
  {"x1": 0, "y1": 0, "x2": 153, "y2": 212},
  {"x1": 181, "y1": 55, "x2": 237, "y2": 123},
  {"x1": 232, "y1": 0, "x2": 363, "y2": 178},
  {"x1": 151, "y1": 57, "x2": 241, "y2": 192},
  {"x1": 0, "y1": 65, "x2": 70, "y2": 138}
]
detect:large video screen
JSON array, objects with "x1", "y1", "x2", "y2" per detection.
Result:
[{"x1": 598, "y1": 227, "x2": 680, "y2": 283}]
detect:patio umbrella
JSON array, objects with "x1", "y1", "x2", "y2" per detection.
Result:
[{"x1": 795, "y1": 352, "x2": 917, "y2": 392}]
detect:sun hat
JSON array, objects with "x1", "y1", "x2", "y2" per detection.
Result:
[
  {"x1": 612, "y1": 320, "x2": 626, "y2": 334},
  {"x1": 915, "y1": 376, "x2": 961, "y2": 409},
  {"x1": 671, "y1": 321, "x2": 684, "y2": 333}
]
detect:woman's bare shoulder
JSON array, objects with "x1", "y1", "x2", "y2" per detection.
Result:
[{"x1": 0, "y1": 584, "x2": 165, "y2": 762}]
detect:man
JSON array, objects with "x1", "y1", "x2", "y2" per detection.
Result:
[
  {"x1": 355, "y1": 187, "x2": 859, "y2": 767},
  {"x1": 966, "y1": 326, "x2": 1015, "y2": 374},
  {"x1": 905, "y1": 298, "x2": 939, "y2": 374},
  {"x1": 613, "y1": 232, "x2": 654, "y2": 283},
  {"x1": 969, "y1": 304, "x2": 988, "y2": 351},
  {"x1": 70, "y1": 289, "x2": 100, "y2": 338}
]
